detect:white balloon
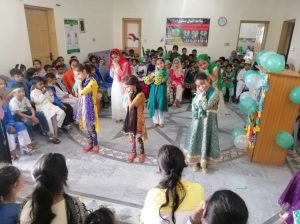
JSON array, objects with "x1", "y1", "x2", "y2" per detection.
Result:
[
  {"x1": 234, "y1": 135, "x2": 249, "y2": 149},
  {"x1": 245, "y1": 74, "x2": 262, "y2": 90},
  {"x1": 240, "y1": 92, "x2": 253, "y2": 100},
  {"x1": 256, "y1": 78, "x2": 264, "y2": 89}
]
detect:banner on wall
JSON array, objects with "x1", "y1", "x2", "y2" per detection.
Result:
[
  {"x1": 64, "y1": 19, "x2": 80, "y2": 54},
  {"x1": 166, "y1": 18, "x2": 210, "y2": 47}
]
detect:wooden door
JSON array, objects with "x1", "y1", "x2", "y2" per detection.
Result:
[
  {"x1": 25, "y1": 6, "x2": 58, "y2": 65},
  {"x1": 122, "y1": 18, "x2": 142, "y2": 55},
  {"x1": 278, "y1": 20, "x2": 295, "y2": 58}
]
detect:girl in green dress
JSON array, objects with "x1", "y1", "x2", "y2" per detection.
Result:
[{"x1": 184, "y1": 72, "x2": 220, "y2": 173}]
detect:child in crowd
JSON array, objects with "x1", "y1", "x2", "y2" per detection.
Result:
[
  {"x1": 44, "y1": 73, "x2": 74, "y2": 128},
  {"x1": 7, "y1": 68, "x2": 30, "y2": 99},
  {"x1": 33, "y1": 59, "x2": 46, "y2": 77},
  {"x1": 169, "y1": 58, "x2": 184, "y2": 107},
  {"x1": 170, "y1": 45, "x2": 180, "y2": 62},
  {"x1": 56, "y1": 56, "x2": 68, "y2": 70},
  {"x1": 63, "y1": 58, "x2": 79, "y2": 94},
  {"x1": 73, "y1": 63, "x2": 100, "y2": 153},
  {"x1": 84, "y1": 207, "x2": 116, "y2": 224},
  {"x1": 144, "y1": 58, "x2": 168, "y2": 128},
  {"x1": 9, "y1": 85, "x2": 49, "y2": 140},
  {"x1": 44, "y1": 64, "x2": 54, "y2": 74},
  {"x1": 221, "y1": 64, "x2": 235, "y2": 102},
  {"x1": 236, "y1": 59, "x2": 252, "y2": 101},
  {"x1": 181, "y1": 47, "x2": 189, "y2": 62},
  {"x1": 30, "y1": 76, "x2": 65, "y2": 144},
  {"x1": 122, "y1": 75, "x2": 147, "y2": 163},
  {"x1": 164, "y1": 60, "x2": 172, "y2": 71},
  {"x1": 137, "y1": 57, "x2": 149, "y2": 99},
  {"x1": 24, "y1": 67, "x2": 36, "y2": 91},
  {"x1": 0, "y1": 165, "x2": 24, "y2": 224},
  {"x1": 147, "y1": 57, "x2": 156, "y2": 74},
  {"x1": 15, "y1": 64, "x2": 27, "y2": 77},
  {"x1": 131, "y1": 59, "x2": 139, "y2": 77},
  {"x1": 3, "y1": 104, "x2": 36, "y2": 159},
  {"x1": 184, "y1": 61, "x2": 198, "y2": 100},
  {"x1": 184, "y1": 73, "x2": 220, "y2": 173}
]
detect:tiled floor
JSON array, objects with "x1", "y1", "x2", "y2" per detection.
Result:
[{"x1": 14, "y1": 103, "x2": 299, "y2": 224}]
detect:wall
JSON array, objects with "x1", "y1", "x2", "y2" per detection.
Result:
[
  {"x1": 112, "y1": 0, "x2": 286, "y2": 61},
  {"x1": 283, "y1": 0, "x2": 300, "y2": 72},
  {"x1": 0, "y1": 0, "x2": 113, "y2": 75},
  {"x1": 239, "y1": 23, "x2": 259, "y2": 39}
]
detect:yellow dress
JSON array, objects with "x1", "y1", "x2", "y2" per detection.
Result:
[{"x1": 79, "y1": 78, "x2": 100, "y2": 132}]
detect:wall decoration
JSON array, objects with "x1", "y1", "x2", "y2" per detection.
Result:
[
  {"x1": 79, "y1": 18, "x2": 86, "y2": 33},
  {"x1": 165, "y1": 18, "x2": 210, "y2": 47},
  {"x1": 64, "y1": 19, "x2": 80, "y2": 54}
]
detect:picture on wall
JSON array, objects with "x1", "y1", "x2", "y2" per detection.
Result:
[
  {"x1": 166, "y1": 18, "x2": 210, "y2": 47},
  {"x1": 64, "y1": 19, "x2": 80, "y2": 54}
]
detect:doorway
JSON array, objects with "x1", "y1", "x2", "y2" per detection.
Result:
[
  {"x1": 122, "y1": 18, "x2": 142, "y2": 55},
  {"x1": 25, "y1": 5, "x2": 58, "y2": 65},
  {"x1": 236, "y1": 21, "x2": 269, "y2": 60},
  {"x1": 278, "y1": 20, "x2": 295, "y2": 60}
]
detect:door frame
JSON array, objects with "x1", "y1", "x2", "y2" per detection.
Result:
[
  {"x1": 24, "y1": 5, "x2": 58, "y2": 62},
  {"x1": 277, "y1": 19, "x2": 295, "y2": 60},
  {"x1": 122, "y1": 18, "x2": 142, "y2": 54},
  {"x1": 236, "y1": 20, "x2": 270, "y2": 52}
]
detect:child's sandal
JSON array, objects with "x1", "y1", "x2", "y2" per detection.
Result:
[
  {"x1": 139, "y1": 154, "x2": 145, "y2": 163},
  {"x1": 50, "y1": 137, "x2": 61, "y2": 144},
  {"x1": 127, "y1": 152, "x2": 137, "y2": 163}
]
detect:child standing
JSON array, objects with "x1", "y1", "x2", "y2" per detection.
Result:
[
  {"x1": 122, "y1": 76, "x2": 147, "y2": 163},
  {"x1": 221, "y1": 64, "x2": 235, "y2": 102},
  {"x1": 144, "y1": 58, "x2": 168, "y2": 128},
  {"x1": 73, "y1": 63, "x2": 100, "y2": 153},
  {"x1": 30, "y1": 77, "x2": 65, "y2": 144},
  {"x1": 184, "y1": 73, "x2": 220, "y2": 173}
]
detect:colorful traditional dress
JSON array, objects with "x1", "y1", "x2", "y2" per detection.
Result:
[
  {"x1": 122, "y1": 92, "x2": 147, "y2": 154},
  {"x1": 77, "y1": 77, "x2": 99, "y2": 146},
  {"x1": 109, "y1": 49, "x2": 131, "y2": 121},
  {"x1": 145, "y1": 69, "x2": 169, "y2": 125},
  {"x1": 169, "y1": 64, "x2": 184, "y2": 102},
  {"x1": 184, "y1": 86, "x2": 220, "y2": 166}
]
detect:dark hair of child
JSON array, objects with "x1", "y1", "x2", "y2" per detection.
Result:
[
  {"x1": 25, "y1": 68, "x2": 36, "y2": 80},
  {"x1": 70, "y1": 56, "x2": 77, "y2": 60},
  {"x1": 68, "y1": 58, "x2": 79, "y2": 66},
  {"x1": 31, "y1": 76, "x2": 45, "y2": 85},
  {"x1": 15, "y1": 64, "x2": 26, "y2": 70},
  {"x1": 232, "y1": 59, "x2": 240, "y2": 63},
  {"x1": 55, "y1": 63, "x2": 65, "y2": 70},
  {"x1": 240, "y1": 59, "x2": 245, "y2": 63},
  {"x1": 84, "y1": 207, "x2": 115, "y2": 224},
  {"x1": 44, "y1": 73, "x2": 56, "y2": 84},
  {"x1": 56, "y1": 56, "x2": 64, "y2": 61},
  {"x1": 219, "y1": 56, "x2": 225, "y2": 61},
  {"x1": 44, "y1": 64, "x2": 52, "y2": 72},
  {"x1": 156, "y1": 58, "x2": 165, "y2": 64},
  {"x1": 195, "y1": 72, "x2": 208, "y2": 81},
  {"x1": 73, "y1": 63, "x2": 94, "y2": 75},
  {"x1": 182, "y1": 47, "x2": 187, "y2": 51},
  {"x1": 9, "y1": 68, "x2": 22, "y2": 77},
  {"x1": 0, "y1": 165, "x2": 21, "y2": 202},
  {"x1": 205, "y1": 190, "x2": 249, "y2": 224},
  {"x1": 129, "y1": 49, "x2": 134, "y2": 54},
  {"x1": 157, "y1": 145, "x2": 187, "y2": 224},
  {"x1": 172, "y1": 45, "x2": 179, "y2": 50},
  {"x1": 157, "y1": 47, "x2": 163, "y2": 51},
  {"x1": 226, "y1": 64, "x2": 232, "y2": 69},
  {"x1": 89, "y1": 55, "x2": 98, "y2": 62},
  {"x1": 123, "y1": 75, "x2": 142, "y2": 94},
  {"x1": 33, "y1": 59, "x2": 42, "y2": 65}
]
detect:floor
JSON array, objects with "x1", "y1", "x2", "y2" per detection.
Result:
[{"x1": 14, "y1": 103, "x2": 300, "y2": 224}]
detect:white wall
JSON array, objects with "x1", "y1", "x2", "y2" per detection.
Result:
[
  {"x1": 283, "y1": 0, "x2": 300, "y2": 72},
  {"x1": 239, "y1": 23, "x2": 259, "y2": 39},
  {"x1": 0, "y1": 0, "x2": 113, "y2": 75},
  {"x1": 112, "y1": 0, "x2": 286, "y2": 61}
]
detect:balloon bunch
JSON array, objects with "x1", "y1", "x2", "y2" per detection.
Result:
[{"x1": 256, "y1": 50, "x2": 285, "y2": 73}]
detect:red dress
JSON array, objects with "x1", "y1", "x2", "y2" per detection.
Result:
[
  {"x1": 62, "y1": 68, "x2": 75, "y2": 96},
  {"x1": 169, "y1": 68, "x2": 184, "y2": 92}
]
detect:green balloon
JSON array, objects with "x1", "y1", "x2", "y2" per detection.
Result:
[
  {"x1": 239, "y1": 97, "x2": 257, "y2": 115},
  {"x1": 243, "y1": 70, "x2": 259, "y2": 80},
  {"x1": 232, "y1": 128, "x2": 245, "y2": 140},
  {"x1": 256, "y1": 50, "x2": 268, "y2": 66},
  {"x1": 289, "y1": 86, "x2": 300, "y2": 104},
  {"x1": 276, "y1": 131, "x2": 294, "y2": 148},
  {"x1": 264, "y1": 54, "x2": 285, "y2": 73}
]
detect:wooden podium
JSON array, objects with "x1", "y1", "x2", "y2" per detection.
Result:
[{"x1": 247, "y1": 68, "x2": 300, "y2": 166}]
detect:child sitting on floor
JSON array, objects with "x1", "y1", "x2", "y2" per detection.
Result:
[
  {"x1": 44, "y1": 73, "x2": 74, "y2": 129},
  {"x1": 9, "y1": 84, "x2": 50, "y2": 141},
  {"x1": 222, "y1": 64, "x2": 235, "y2": 102},
  {"x1": 3, "y1": 104, "x2": 36, "y2": 160},
  {"x1": 30, "y1": 76, "x2": 65, "y2": 144}
]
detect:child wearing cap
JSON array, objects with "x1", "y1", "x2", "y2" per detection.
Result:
[{"x1": 236, "y1": 59, "x2": 252, "y2": 101}]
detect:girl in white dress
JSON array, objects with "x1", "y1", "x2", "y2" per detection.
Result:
[{"x1": 109, "y1": 49, "x2": 131, "y2": 122}]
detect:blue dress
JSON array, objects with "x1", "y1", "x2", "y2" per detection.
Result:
[
  {"x1": 0, "y1": 203, "x2": 20, "y2": 224},
  {"x1": 3, "y1": 106, "x2": 27, "y2": 133}
]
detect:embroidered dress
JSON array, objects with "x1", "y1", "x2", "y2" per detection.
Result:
[{"x1": 184, "y1": 86, "x2": 220, "y2": 164}]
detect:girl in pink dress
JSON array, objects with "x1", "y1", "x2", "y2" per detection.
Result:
[{"x1": 169, "y1": 58, "x2": 184, "y2": 108}]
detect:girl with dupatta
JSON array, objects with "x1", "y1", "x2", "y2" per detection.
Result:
[
  {"x1": 73, "y1": 63, "x2": 100, "y2": 154},
  {"x1": 109, "y1": 49, "x2": 131, "y2": 122},
  {"x1": 197, "y1": 54, "x2": 226, "y2": 116},
  {"x1": 122, "y1": 76, "x2": 147, "y2": 163},
  {"x1": 184, "y1": 72, "x2": 220, "y2": 173},
  {"x1": 169, "y1": 58, "x2": 184, "y2": 108}
]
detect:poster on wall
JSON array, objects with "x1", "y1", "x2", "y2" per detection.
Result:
[
  {"x1": 166, "y1": 18, "x2": 210, "y2": 47},
  {"x1": 64, "y1": 19, "x2": 80, "y2": 54}
]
